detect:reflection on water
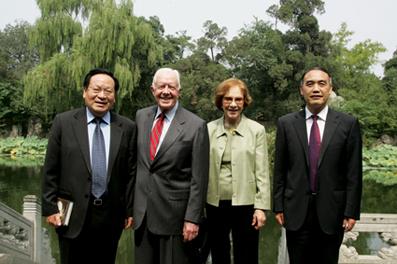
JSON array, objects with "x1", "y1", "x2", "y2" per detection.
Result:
[
  {"x1": 0, "y1": 163, "x2": 396, "y2": 264},
  {"x1": 0, "y1": 164, "x2": 133, "y2": 263}
]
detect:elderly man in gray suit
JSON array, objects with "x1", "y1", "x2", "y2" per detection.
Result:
[{"x1": 133, "y1": 68, "x2": 210, "y2": 264}]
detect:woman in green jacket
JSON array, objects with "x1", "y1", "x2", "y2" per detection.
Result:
[{"x1": 206, "y1": 78, "x2": 271, "y2": 264}]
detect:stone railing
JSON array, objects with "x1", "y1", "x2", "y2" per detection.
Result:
[
  {"x1": 277, "y1": 213, "x2": 397, "y2": 264},
  {"x1": 0, "y1": 195, "x2": 54, "y2": 264},
  {"x1": 340, "y1": 213, "x2": 397, "y2": 264}
]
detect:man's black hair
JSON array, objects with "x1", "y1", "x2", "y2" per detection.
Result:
[
  {"x1": 83, "y1": 68, "x2": 119, "y2": 92},
  {"x1": 300, "y1": 66, "x2": 332, "y2": 86}
]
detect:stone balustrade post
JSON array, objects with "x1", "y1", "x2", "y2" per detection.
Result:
[
  {"x1": 277, "y1": 227, "x2": 289, "y2": 264},
  {"x1": 22, "y1": 195, "x2": 41, "y2": 263}
]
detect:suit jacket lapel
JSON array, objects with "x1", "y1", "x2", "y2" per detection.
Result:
[
  {"x1": 72, "y1": 108, "x2": 92, "y2": 174},
  {"x1": 319, "y1": 108, "x2": 340, "y2": 166},
  {"x1": 108, "y1": 112, "x2": 123, "y2": 181},
  {"x1": 152, "y1": 106, "x2": 184, "y2": 164},
  {"x1": 293, "y1": 110, "x2": 310, "y2": 168}
]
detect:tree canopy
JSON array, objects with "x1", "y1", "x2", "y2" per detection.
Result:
[
  {"x1": 23, "y1": 0, "x2": 161, "y2": 121},
  {"x1": 0, "y1": 0, "x2": 395, "y2": 143}
]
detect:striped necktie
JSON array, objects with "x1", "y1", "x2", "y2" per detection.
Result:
[{"x1": 150, "y1": 113, "x2": 165, "y2": 160}]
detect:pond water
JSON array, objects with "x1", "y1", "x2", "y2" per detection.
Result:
[{"x1": 0, "y1": 163, "x2": 396, "y2": 263}]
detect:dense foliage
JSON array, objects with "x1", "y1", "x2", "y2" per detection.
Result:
[
  {"x1": 0, "y1": 22, "x2": 38, "y2": 134},
  {"x1": 23, "y1": 0, "x2": 161, "y2": 122},
  {"x1": 0, "y1": 136, "x2": 46, "y2": 167},
  {"x1": 0, "y1": 136, "x2": 47, "y2": 156},
  {"x1": 363, "y1": 145, "x2": 397, "y2": 185},
  {"x1": 0, "y1": 0, "x2": 396, "y2": 147},
  {"x1": 0, "y1": 1, "x2": 395, "y2": 191}
]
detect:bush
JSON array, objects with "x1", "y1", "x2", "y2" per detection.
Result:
[
  {"x1": 0, "y1": 136, "x2": 47, "y2": 156},
  {"x1": 363, "y1": 144, "x2": 397, "y2": 185}
]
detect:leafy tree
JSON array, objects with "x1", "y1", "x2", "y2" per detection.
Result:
[
  {"x1": 339, "y1": 76, "x2": 396, "y2": 141},
  {"x1": 0, "y1": 80, "x2": 32, "y2": 136},
  {"x1": 331, "y1": 23, "x2": 385, "y2": 83},
  {"x1": 267, "y1": 0, "x2": 325, "y2": 28},
  {"x1": 223, "y1": 19, "x2": 294, "y2": 121},
  {"x1": 383, "y1": 49, "x2": 397, "y2": 93},
  {"x1": 122, "y1": 16, "x2": 197, "y2": 117},
  {"x1": 141, "y1": 16, "x2": 197, "y2": 68},
  {"x1": 140, "y1": 16, "x2": 194, "y2": 64},
  {"x1": 329, "y1": 24, "x2": 394, "y2": 140},
  {"x1": 0, "y1": 22, "x2": 38, "y2": 135},
  {"x1": 196, "y1": 20, "x2": 228, "y2": 62},
  {"x1": 245, "y1": 0, "x2": 335, "y2": 121},
  {"x1": 155, "y1": 20, "x2": 231, "y2": 121},
  {"x1": 170, "y1": 53, "x2": 230, "y2": 121},
  {"x1": 267, "y1": 0, "x2": 329, "y2": 56},
  {"x1": 224, "y1": 7, "x2": 334, "y2": 122},
  {"x1": 24, "y1": 0, "x2": 161, "y2": 122},
  {"x1": 382, "y1": 50, "x2": 397, "y2": 126},
  {"x1": 164, "y1": 31, "x2": 194, "y2": 63},
  {"x1": 0, "y1": 22, "x2": 38, "y2": 80}
]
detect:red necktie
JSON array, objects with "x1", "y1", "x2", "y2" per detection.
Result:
[
  {"x1": 309, "y1": 115, "x2": 321, "y2": 192},
  {"x1": 150, "y1": 113, "x2": 165, "y2": 160}
]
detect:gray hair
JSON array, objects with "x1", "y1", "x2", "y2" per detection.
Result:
[{"x1": 152, "y1": 68, "x2": 181, "y2": 90}]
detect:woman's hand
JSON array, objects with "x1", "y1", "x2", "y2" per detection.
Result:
[{"x1": 252, "y1": 209, "x2": 267, "y2": 230}]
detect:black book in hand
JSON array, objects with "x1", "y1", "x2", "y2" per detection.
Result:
[{"x1": 57, "y1": 197, "x2": 74, "y2": 226}]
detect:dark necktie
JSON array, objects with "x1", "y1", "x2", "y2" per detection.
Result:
[
  {"x1": 91, "y1": 118, "x2": 107, "y2": 198},
  {"x1": 309, "y1": 115, "x2": 321, "y2": 193},
  {"x1": 150, "y1": 113, "x2": 165, "y2": 160}
]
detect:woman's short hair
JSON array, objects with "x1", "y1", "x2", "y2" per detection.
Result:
[{"x1": 214, "y1": 78, "x2": 253, "y2": 110}]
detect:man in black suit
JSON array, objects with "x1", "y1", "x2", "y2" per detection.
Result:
[
  {"x1": 273, "y1": 67, "x2": 362, "y2": 264},
  {"x1": 133, "y1": 68, "x2": 209, "y2": 264},
  {"x1": 42, "y1": 68, "x2": 136, "y2": 263}
]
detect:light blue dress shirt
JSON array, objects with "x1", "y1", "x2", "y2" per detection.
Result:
[{"x1": 86, "y1": 108, "x2": 110, "y2": 170}]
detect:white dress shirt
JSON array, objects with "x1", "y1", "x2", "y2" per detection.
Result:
[
  {"x1": 304, "y1": 105, "x2": 328, "y2": 143},
  {"x1": 152, "y1": 101, "x2": 179, "y2": 154}
]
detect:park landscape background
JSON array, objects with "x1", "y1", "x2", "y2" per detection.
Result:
[{"x1": 0, "y1": 0, "x2": 396, "y2": 263}]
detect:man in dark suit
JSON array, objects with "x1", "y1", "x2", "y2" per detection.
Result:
[
  {"x1": 42, "y1": 68, "x2": 136, "y2": 263},
  {"x1": 273, "y1": 67, "x2": 362, "y2": 264},
  {"x1": 133, "y1": 68, "x2": 209, "y2": 264}
]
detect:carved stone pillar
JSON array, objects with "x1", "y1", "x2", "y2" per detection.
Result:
[{"x1": 22, "y1": 195, "x2": 41, "y2": 263}]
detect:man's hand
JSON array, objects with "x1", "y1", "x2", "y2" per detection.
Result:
[
  {"x1": 252, "y1": 209, "x2": 267, "y2": 230},
  {"x1": 182, "y1": 221, "x2": 199, "y2": 242},
  {"x1": 343, "y1": 218, "x2": 356, "y2": 232},
  {"x1": 124, "y1": 217, "x2": 134, "y2": 229},
  {"x1": 275, "y1": 212, "x2": 285, "y2": 226},
  {"x1": 46, "y1": 213, "x2": 62, "y2": 227}
]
